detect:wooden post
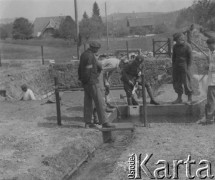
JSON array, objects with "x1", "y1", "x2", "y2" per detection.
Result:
[
  {"x1": 141, "y1": 66, "x2": 148, "y2": 127},
  {"x1": 105, "y1": 2, "x2": 109, "y2": 51},
  {"x1": 74, "y1": 0, "x2": 80, "y2": 59},
  {"x1": 168, "y1": 38, "x2": 172, "y2": 57},
  {"x1": 152, "y1": 39, "x2": 155, "y2": 57},
  {"x1": 126, "y1": 41, "x2": 129, "y2": 60},
  {"x1": 54, "y1": 77, "x2": 62, "y2": 126},
  {"x1": 0, "y1": 51, "x2": 1, "y2": 67},
  {"x1": 41, "y1": 46, "x2": 44, "y2": 65}
]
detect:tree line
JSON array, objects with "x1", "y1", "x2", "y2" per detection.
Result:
[
  {"x1": 0, "y1": 1, "x2": 105, "y2": 42},
  {"x1": 176, "y1": 0, "x2": 215, "y2": 30}
]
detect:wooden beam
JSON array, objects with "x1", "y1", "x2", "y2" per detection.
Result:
[{"x1": 74, "y1": 0, "x2": 80, "y2": 59}]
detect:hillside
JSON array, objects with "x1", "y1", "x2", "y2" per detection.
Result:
[{"x1": 103, "y1": 11, "x2": 179, "y2": 31}]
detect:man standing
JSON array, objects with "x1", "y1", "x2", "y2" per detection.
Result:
[
  {"x1": 78, "y1": 41, "x2": 115, "y2": 128},
  {"x1": 172, "y1": 33, "x2": 193, "y2": 104},
  {"x1": 198, "y1": 37, "x2": 215, "y2": 125},
  {"x1": 121, "y1": 55, "x2": 159, "y2": 105}
]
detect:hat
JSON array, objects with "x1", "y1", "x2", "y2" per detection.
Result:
[
  {"x1": 173, "y1": 32, "x2": 184, "y2": 41},
  {"x1": 206, "y1": 37, "x2": 215, "y2": 45},
  {"x1": 89, "y1": 41, "x2": 101, "y2": 49},
  {"x1": 135, "y1": 55, "x2": 144, "y2": 62}
]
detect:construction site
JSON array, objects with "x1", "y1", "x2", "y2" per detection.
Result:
[{"x1": 1, "y1": 0, "x2": 215, "y2": 179}]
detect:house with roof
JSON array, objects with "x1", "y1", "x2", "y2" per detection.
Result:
[
  {"x1": 33, "y1": 16, "x2": 66, "y2": 38},
  {"x1": 127, "y1": 17, "x2": 155, "y2": 35}
]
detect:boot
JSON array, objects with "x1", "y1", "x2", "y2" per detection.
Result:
[
  {"x1": 146, "y1": 85, "x2": 159, "y2": 105},
  {"x1": 172, "y1": 94, "x2": 182, "y2": 104},
  {"x1": 131, "y1": 96, "x2": 139, "y2": 105},
  {"x1": 127, "y1": 98, "x2": 133, "y2": 105},
  {"x1": 102, "y1": 122, "x2": 115, "y2": 128},
  {"x1": 150, "y1": 99, "x2": 160, "y2": 105},
  {"x1": 186, "y1": 94, "x2": 192, "y2": 105}
]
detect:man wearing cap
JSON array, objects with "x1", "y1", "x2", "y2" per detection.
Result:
[
  {"x1": 78, "y1": 41, "x2": 115, "y2": 128},
  {"x1": 121, "y1": 55, "x2": 159, "y2": 105},
  {"x1": 198, "y1": 37, "x2": 215, "y2": 125},
  {"x1": 172, "y1": 33, "x2": 193, "y2": 104}
]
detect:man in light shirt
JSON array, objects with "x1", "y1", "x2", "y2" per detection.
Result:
[
  {"x1": 20, "y1": 84, "x2": 36, "y2": 101},
  {"x1": 101, "y1": 57, "x2": 121, "y2": 106},
  {"x1": 198, "y1": 37, "x2": 215, "y2": 125}
]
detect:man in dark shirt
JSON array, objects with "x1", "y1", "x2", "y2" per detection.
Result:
[
  {"x1": 121, "y1": 55, "x2": 159, "y2": 105},
  {"x1": 172, "y1": 33, "x2": 193, "y2": 104},
  {"x1": 78, "y1": 41, "x2": 115, "y2": 128}
]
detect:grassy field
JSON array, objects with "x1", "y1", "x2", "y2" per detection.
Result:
[{"x1": 0, "y1": 34, "x2": 172, "y2": 62}]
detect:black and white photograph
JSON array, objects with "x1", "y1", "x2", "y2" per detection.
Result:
[{"x1": 0, "y1": 0, "x2": 215, "y2": 179}]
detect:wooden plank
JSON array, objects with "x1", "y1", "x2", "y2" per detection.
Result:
[{"x1": 98, "y1": 123, "x2": 134, "y2": 132}]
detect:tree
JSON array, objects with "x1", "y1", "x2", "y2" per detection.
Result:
[
  {"x1": 154, "y1": 24, "x2": 169, "y2": 34},
  {"x1": 0, "y1": 23, "x2": 13, "y2": 39},
  {"x1": 12, "y1": 17, "x2": 33, "y2": 39},
  {"x1": 58, "y1": 16, "x2": 76, "y2": 40},
  {"x1": 175, "y1": 0, "x2": 215, "y2": 30},
  {"x1": 90, "y1": 1, "x2": 105, "y2": 38},
  {"x1": 80, "y1": 12, "x2": 92, "y2": 41}
]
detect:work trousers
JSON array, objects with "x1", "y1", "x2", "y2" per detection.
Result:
[
  {"x1": 173, "y1": 66, "x2": 192, "y2": 95},
  {"x1": 83, "y1": 83, "x2": 106, "y2": 124},
  {"x1": 205, "y1": 86, "x2": 215, "y2": 121}
]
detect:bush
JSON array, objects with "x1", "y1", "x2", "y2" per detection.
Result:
[{"x1": 154, "y1": 24, "x2": 169, "y2": 34}]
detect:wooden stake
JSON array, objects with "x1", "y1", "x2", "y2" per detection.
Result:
[
  {"x1": 41, "y1": 46, "x2": 44, "y2": 65},
  {"x1": 74, "y1": 0, "x2": 80, "y2": 59},
  {"x1": 141, "y1": 66, "x2": 148, "y2": 127},
  {"x1": 0, "y1": 51, "x2": 1, "y2": 67},
  {"x1": 126, "y1": 41, "x2": 129, "y2": 60},
  {"x1": 54, "y1": 77, "x2": 62, "y2": 126},
  {"x1": 105, "y1": 2, "x2": 109, "y2": 51}
]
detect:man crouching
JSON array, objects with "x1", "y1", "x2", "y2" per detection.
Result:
[{"x1": 121, "y1": 55, "x2": 159, "y2": 105}]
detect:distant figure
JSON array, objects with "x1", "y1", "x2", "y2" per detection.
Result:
[
  {"x1": 172, "y1": 33, "x2": 193, "y2": 104},
  {"x1": 183, "y1": 24, "x2": 195, "y2": 45},
  {"x1": 20, "y1": 84, "x2": 36, "y2": 101}
]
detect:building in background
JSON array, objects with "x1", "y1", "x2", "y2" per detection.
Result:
[{"x1": 33, "y1": 16, "x2": 65, "y2": 38}]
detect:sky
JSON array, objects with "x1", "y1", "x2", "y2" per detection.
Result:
[{"x1": 0, "y1": 0, "x2": 194, "y2": 21}]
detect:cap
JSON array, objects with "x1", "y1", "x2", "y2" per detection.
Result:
[
  {"x1": 173, "y1": 32, "x2": 184, "y2": 41},
  {"x1": 89, "y1": 41, "x2": 101, "y2": 49},
  {"x1": 206, "y1": 37, "x2": 215, "y2": 45},
  {"x1": 135, "y1": 55, "x2": 144, "y2": 62}
]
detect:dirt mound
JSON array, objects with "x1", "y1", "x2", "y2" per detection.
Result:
[{"x1": 0, "y1": 65, "x2": 53, "y2": 100}]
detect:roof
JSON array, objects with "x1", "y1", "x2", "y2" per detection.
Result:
[
  {"x1": 127, "y1": 17, "x2": 154, "y2": 27},
  {"x1": 33, "y1": 16, "x2": 66, "y2": 37}
]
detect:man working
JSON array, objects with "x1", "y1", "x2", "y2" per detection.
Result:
[
  {"x1": 121, "y1": 55, "x2": 159, "y2": 105},
  {"x1": 20, "y1": 84, "x2": 36, "y2": 101},
  {"x1": 198, "y1": 37, "x2": 215, "y2": 125},
  {"x1": 172, "y1": 33, "x2": 193, "y2": 104},
  {"x1": 100, "y1": 57, "x2": 121, "y2": 107},
  {"x1": 78, "y1": 41, "x2": 115, "y2": 128}
]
